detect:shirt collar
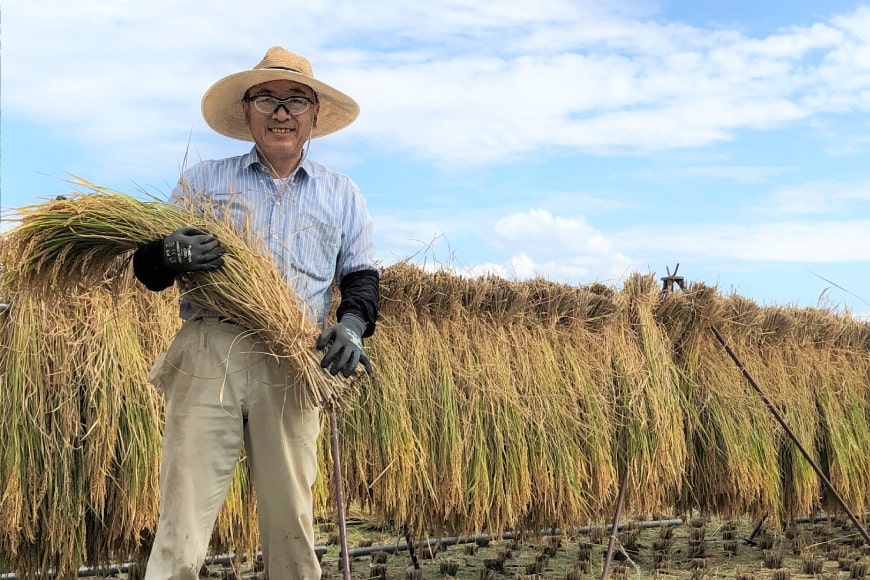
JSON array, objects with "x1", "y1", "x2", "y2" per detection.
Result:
[{"x1": 244, "y1": 146, "x2": 320, "y2": 180}]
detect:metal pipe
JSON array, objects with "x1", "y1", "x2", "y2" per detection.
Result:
[
  {"x1": 0, "y1": 519, "x2": 684, "y2": 579},
  {"x1": 711, "y1": 325, "x2": 870, "y2": 546}
]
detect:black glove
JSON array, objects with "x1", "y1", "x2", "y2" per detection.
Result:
[
  {"x1": 316, "y1": 313, "x2": 372, "y2": 377},
  {"x1": 162, "y1": 227, "x2": 226, "y2": 272}
]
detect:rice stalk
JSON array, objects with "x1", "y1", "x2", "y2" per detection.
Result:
[{"x1": 0, "y1": 184, "x2": 356, "y2": 409}]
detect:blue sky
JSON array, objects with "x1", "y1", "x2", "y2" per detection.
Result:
[{"x1": 3, "y1": 0, "x2": 870, "y2": 316}]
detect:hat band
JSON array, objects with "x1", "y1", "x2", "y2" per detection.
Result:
[{"x1": 266, "y1": 66, "x2": 302, "y2": 73}]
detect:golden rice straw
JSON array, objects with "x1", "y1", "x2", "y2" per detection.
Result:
[
  {"x1": 610, "y1": 273, "x2": 686, "y2": 514},
  {"x1": 6, "y1": 245, "x2": 870, "y2": 574},
  {"x1": 510, "y1": 322, "x2": 596, "y2": 530},
  {"x1": 756, "y1": 307, "x2": 820, "y2": 517},
  {"x1": 660, "y1": 288, "x2": 785, "y2": 518},
  {"x1": 0, "y1": 278, "x2": 166, "y2": 577},
  {"x1": 0, "y1": 182, "x2": 357, "y2": 409},
  {"x1": 703, "y1": 294, "x2": 782, "y2": 517},
  {"x1": 0, "y1": 272, "x2": 269, "y2": 577},
  {"x1": 324, "y1": 311, "x2": 427, "y2": 532},
  {"x1": 212, "y1": 457, "x2": 259, "y2": 560},
  {"x1": 556, "y1": 297, "x2": 618, "y2": 516}
]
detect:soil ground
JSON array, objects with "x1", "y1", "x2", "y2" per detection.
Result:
[{"x1": 102, "y1": 513, "x2": 870, "y2": 580}]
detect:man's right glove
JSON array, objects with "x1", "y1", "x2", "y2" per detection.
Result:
[
  {"x1": 316, "y1": 313, "x2": 373, "y2": 378},
  {"x1": 162, "y1": 227, "x2": 227, "y2": 272}
]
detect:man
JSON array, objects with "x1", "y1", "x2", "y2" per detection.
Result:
[{"x1": 132, "y1": 47, "x2": 379, "y2": 579}]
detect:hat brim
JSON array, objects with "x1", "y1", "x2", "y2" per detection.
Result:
[{"x1": 201, "y1": 69, "x2": 359, "y2": 141}]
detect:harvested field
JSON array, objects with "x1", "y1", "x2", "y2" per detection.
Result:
[
  {"x1": 84, "y1": 514, "x2": 870, "y2": 580},
  {"x1": 1, "y1": 192, "x2": 869, "y2": 578}
]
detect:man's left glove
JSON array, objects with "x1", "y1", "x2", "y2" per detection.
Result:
[
  {"x1": 316, "y1": 313, "x2": 372, "y2": 378},
  {"x1": 162, "y1": 227, "x2": 226, "y2": 272}
]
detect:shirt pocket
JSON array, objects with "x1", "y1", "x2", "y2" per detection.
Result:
[
  {"x1": 209, "y1": 191, "x2": 249, "y2": 225},
  {"x1": 290, "y1": 214, "x2": 341, "y2": 282}
]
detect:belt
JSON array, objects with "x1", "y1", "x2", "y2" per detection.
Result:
[{"x1": 190, "y1": 309, "x2": 234, "y2": 324}]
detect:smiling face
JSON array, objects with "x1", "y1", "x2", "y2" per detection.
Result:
[{"x1": 244, "y1": 79, "x2": 319, "y2": 177}]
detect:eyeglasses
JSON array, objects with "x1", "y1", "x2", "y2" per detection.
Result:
[{"x1": 245, "y1": 94, "x2": 316, "y2": 115}]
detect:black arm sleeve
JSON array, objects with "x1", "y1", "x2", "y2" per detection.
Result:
[
  {"x1": 132, "y1": 239, "x2": 176, "y2": 292},
  {"x1": 337, "y1": 268, "x2": 380, "y2": 338}
]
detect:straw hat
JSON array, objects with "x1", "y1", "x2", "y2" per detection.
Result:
[{"x1": 201, "y1": 46, "x2": 359, "y2": 141}]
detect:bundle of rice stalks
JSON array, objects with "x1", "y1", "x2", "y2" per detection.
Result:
[
  {"x1": 5, "y1": 230, "x2": 870, "y2": 575},
  {"x1": 609, "y1": 273, "x2": 686, "y2": 513},
  {"x1": 0, "y1": 275, "x2": 262, "y2": 578},
  {"x1": 321, "y1": 267, "x2": 621, "y2": 537},
  {"x1": 0, "y1": 277, "x2": 169, "y2": 577},
  {"x1": 508, "y1": 321, "x2": 604, "y2": 529},
  {"x1": 324, "y1": 311, "x2": 429, "y2": 531},
  {"x1": 808, "y1": 310, "x2": 870, "y2": 514},
  {"x1": 676, "y1": 293, "x2": 783, "y2": 517},
  {"x1": 0, "y1": 183, "x2": 356, "y2": 409},
  {"x1": 757, "y1": 307, "x2": 820, "y2": 517}
]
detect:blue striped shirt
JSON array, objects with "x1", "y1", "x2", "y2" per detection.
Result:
[{"x1": 172, "y1": 146, "x2": 377, "y2": 325}]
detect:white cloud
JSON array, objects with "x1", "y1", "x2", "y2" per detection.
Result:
[
  {"x1": 493, "y1": 209, "x2": 621, "y2": 257},
  {"x1": 506, "y1": 252, "x2": 629, "y2": 282},
  {"x1": 758, "y1": 181, "x2": 870, "y2": 216},
  {"x1": 379, "y1": 204, "x2": 870, "y2": 287},
  {"x1": 507, "y1": 253, "x2": 538, "y2": 278},
  {"x1": 473, "y1": 209, "x2": 635, "y2": 282},
  {"x1": 6, "y1": 2, "x2": 870, "y2": 169},
  {"x1": 372, "y1": 205, "x2": 637, "y2": 284},
  {"x1": 615, "y1": 220, "x2": 870, "y2": 262},
  {"x1": 634, "y1": 165, "x2": 795, "y2": 183},
  {"x1": 461, "y1": 262, "x2": 509, "y2": 278}
]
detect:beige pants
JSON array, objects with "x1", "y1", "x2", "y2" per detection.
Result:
[{"x1": 145, "y1": 317, "x2": 321, "y2": 580}]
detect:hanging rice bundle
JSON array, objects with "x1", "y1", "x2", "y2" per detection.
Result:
[
  {"x1": 323, "y1": 269, "x2": 623, "y2": 537},
  {"x1": 756, "y1": 307, "x2": 821, "y2": 517},
  {"x1": 0, "y1": 277, "x2": 168, "y2": 577},
  {"x1": 509, "y1": 322, "x2": 595, "y2": 530},
  {"x1": 329, "y1": 313, "x2": 428, "y2": 530},
  {"x1": 0, "y1": 269, "x2": 275, "y2": 577},
  {"x1": 0, "y1": 184, "x2": 357, "y2": 409},
  {"x1": 506, "y1": 277, "x2": 619, "y2": 530},
  {"x1": 808, "y1": 308, "x2": 870, "y2": 514},
  {"x1": 211, "y1": 458, "x2": 260, "y2": 559},
  {"x1": 609, "y1": 273, "x2": 686, "y2": 513},
  {"x1": 692, "y1": 294, "x2": 783, "y2": 517},
  {"x1": 656, "y1": 287, "x2": 782, "y2": 518}
]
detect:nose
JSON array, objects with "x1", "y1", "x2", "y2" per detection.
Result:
[{"x1": 272, "y1": 104, "x2": 293, "y2": 119}]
